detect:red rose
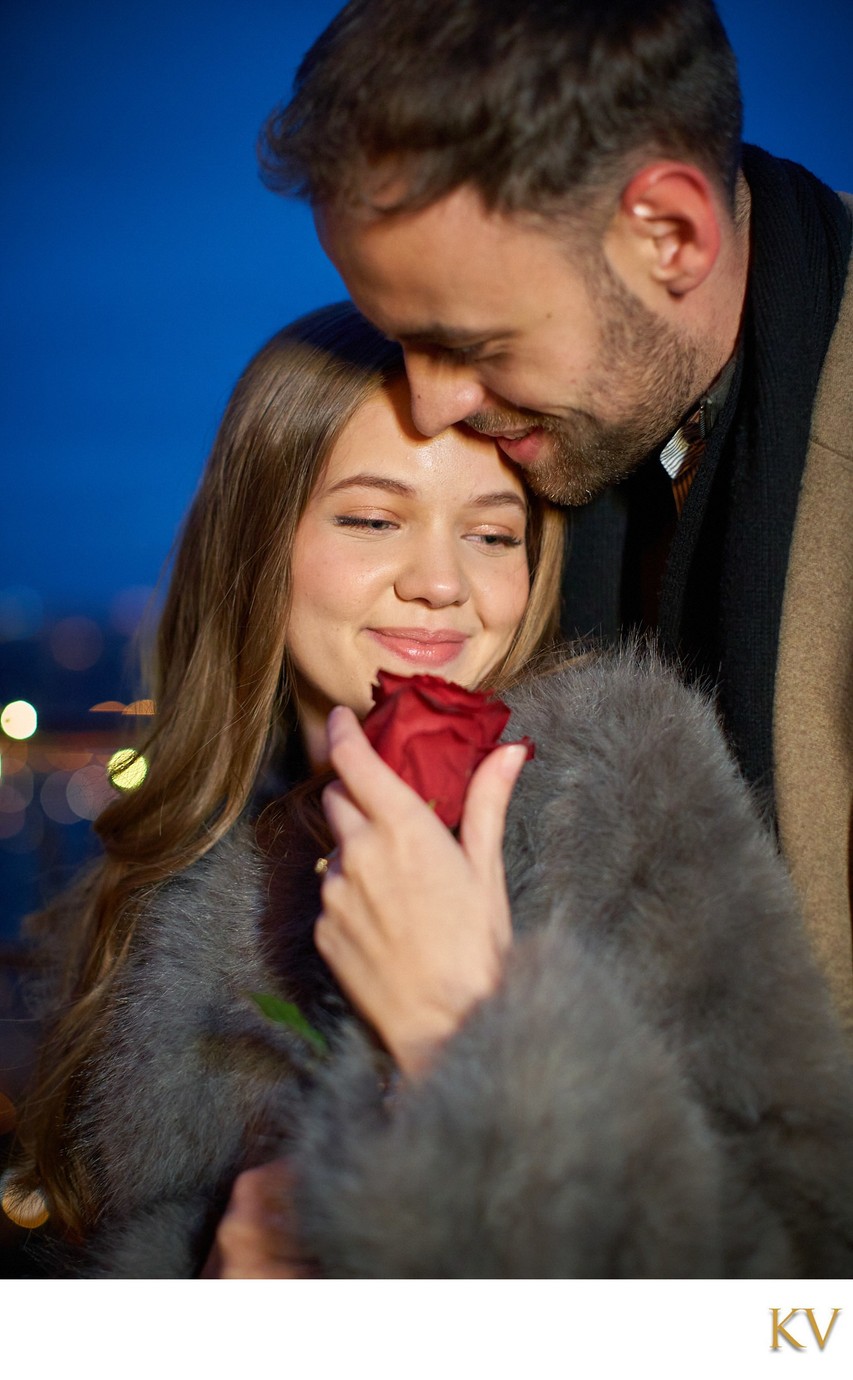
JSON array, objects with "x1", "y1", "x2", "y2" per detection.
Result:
[{"x1": 362, "y1": 671, "x2": 534, "y2": 829}]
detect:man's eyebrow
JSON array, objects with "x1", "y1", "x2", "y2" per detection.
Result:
[
  {"x1": 395, "y1": 325, "x2": 499, "y2": 350},
  {"x1": 324, "y1": 473, "x2": 417, "y2": 497}
]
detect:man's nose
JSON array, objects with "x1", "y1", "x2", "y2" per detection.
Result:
[{"x1": 404, "y1": 351, "x2": 488, "y2": 437}]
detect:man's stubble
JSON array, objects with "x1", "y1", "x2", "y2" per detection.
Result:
[{"x1": 469, "y1": 260, "x2": 708, "y2": 506}]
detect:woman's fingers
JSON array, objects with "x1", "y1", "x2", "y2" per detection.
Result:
[
  {"x1": 201, "y1": 1160, "x2": 319, "y2": 1280},
  {"x1": 320, "y1": 778, "x2": 365, "y2": 850},
  {"x1": 321, "y1": 706, "x2": 453, "y2": 866},
  {"x1": 312, "y1": 707, "x2": 527, "y2": 1074},
  {"x1": 325, "y1": 705, "x2": 430, "y2": 823},
  {"x1": 459, "y1": 743, "x2": 529, "y2": 874}
]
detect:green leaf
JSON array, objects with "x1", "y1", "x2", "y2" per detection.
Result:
[{"x1": 249, "y1": 991, "x2": 329, "y2": 1056}]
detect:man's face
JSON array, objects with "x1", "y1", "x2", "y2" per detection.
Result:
[{"x1": 318, "y1": 185, "x2": 709, "y2": 505}]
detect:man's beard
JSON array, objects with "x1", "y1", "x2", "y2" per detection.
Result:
[{"x1": 468, "y1": 267, "x2": 708, "y2": 506}]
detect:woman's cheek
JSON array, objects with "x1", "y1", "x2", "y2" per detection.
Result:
[{"x1": 490, "y1": 558, "x2": 530, "y2": 635}]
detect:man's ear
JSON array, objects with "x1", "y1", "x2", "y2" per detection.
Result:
[{"x1": 605, "y1": 162, "x2": 723, "y2": 298}]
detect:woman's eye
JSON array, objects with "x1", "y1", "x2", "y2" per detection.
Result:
[
  {"x1": 333, "y1": 515, "x2": 397, "y2": 532},
  {"x1": 468, "y1": 531, "x2": 524, "y2": 549}
]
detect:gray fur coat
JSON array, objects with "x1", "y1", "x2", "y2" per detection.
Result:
[{"x1": 60, "y1": 651, "x2": 853, "y2": 1277}]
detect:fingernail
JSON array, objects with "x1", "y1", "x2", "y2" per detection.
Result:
[{"x1": 501, "y1": 743, "x2": 529, "y2": 777}]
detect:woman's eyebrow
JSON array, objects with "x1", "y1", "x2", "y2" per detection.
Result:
[
  {"x1": 469, "y1": 491, "x2": 528, "y2": 513},
  {"x1": 325, "y1": 473, "x2": 417, "y2": 497},
  {"x1": 324, "y1": 476, "x2": 526, "y2": 512}
]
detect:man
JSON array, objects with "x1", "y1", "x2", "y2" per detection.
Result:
[{"x1": 257, "y1": 0, "x2": 852, "y2": 1026}]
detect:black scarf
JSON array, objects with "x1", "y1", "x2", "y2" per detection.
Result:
[{"x1": 561, "y1": 145, "x2": 852, "y2": 808}]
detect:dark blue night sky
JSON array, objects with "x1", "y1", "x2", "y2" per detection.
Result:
[{"x1": 2, "y1": 0, "x2": 852, "y2": 622}]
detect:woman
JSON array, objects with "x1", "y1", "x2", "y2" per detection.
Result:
[
  {"x1": 8, "y1": 300, "x2": 563, "y2": 1271},
  {"x1": 12, "y1": 303, "x2": 853, "y2": 1279}
]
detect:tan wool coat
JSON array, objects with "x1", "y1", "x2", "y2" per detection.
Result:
[{"x1": 775, "y1": 193, "x2": 853, "y2": 1036}]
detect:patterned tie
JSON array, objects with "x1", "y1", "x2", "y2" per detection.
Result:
[{"x1": 660, "y1": 407, "x2": 705, "y2": 517}]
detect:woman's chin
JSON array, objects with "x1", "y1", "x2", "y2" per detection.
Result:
[{"x1": 366, "y1": 661, "x2": 471, "y2": 697}]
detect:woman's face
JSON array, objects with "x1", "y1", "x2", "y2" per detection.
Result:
[{"x1": 286, "y1": 377, "x2": 530, "y2": 749}]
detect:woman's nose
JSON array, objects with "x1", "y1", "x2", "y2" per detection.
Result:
[{"x1": 393, "y1": 533, "x2": 470, "y2": 607}]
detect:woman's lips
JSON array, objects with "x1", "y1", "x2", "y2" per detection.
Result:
[{"x1": 366, "y1": 628, "x2": 469, "y2": 667}]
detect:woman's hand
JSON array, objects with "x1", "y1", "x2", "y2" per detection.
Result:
[
  {"x1": 315, "y1": 705, "x2": 527, "y2": 1078},
  {"x1": 200, "y1": 1160, "x2": 317, "y2": 1279}
]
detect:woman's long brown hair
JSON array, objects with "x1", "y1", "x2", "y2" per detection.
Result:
[{"x1": 11, "y1": 301, "x2": 566, "y2": 1234}]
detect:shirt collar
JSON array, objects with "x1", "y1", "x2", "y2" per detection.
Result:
[{"x1": 659, "y1": 351, "x2": 739, "y2": 479}]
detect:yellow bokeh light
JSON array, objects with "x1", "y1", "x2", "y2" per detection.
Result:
[
  {"x1": 1, "y1": 700, "x2": 38, "y2": 740},
  {"x1": 1, "y1": 1174, "x2": 50, "y2": 1230},
  {"x1": 107, "y1": 748, "x2": 149, "y2": 791}
]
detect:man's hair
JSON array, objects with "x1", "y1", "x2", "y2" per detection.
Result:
[{"x1": 259, "y1": 0, "x2": 743, "y2": 216}]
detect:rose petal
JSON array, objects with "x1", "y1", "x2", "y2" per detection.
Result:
[{"x1": 363, "y1": 673, "x2": 530, "y2": 828}]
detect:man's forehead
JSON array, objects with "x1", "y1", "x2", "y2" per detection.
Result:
[
  {"x1": 317, "y1": 209, "x2": 510, "y2": 340},
  {"x1": 316, "y1": 186, "x2": 589, "y2": 350}
]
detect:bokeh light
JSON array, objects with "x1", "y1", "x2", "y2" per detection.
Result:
[
  {"x1": 0, "y1": 750, "x2": 32, "y2": 837},
  {"x1": 0, "y1": 766, "x2": 34, "y2": 813},
  {"x1": 1, "y1": 1175, "x2": 49, "y2": 1230},
  {"x1": 90, "y1": 700, "x2": 156, "y2": 715},
  {"x1": 45, "y1": 746, "x2": 92, "y2": 772},
  {"x1": 0, "y1": 748, "x2": 29, "y2": 775},
  {"x1": 0, "y1": 810, "x2": 26, "y2": 840},
  {"x1": 40, "y1": 771, "x2": 79, "y2": 826},
  {"x1": 107, "y1": 749, "x2": 148, "y2": 791},
  {"x1": 2, "y1": 808, "x2": 44, "y2": 854},
  {"x1": 49, "y1": 616, "x2": 104, "y2": 672},
  {"x1": 1, "y1": 701, "x2": 38, "y2": 740},
  {"x1": 124, "y1": 700, "x2": 156, "y2": 716},
  {"x1": 67, "y1": 763, "x2": 114, "y2": 821}
]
